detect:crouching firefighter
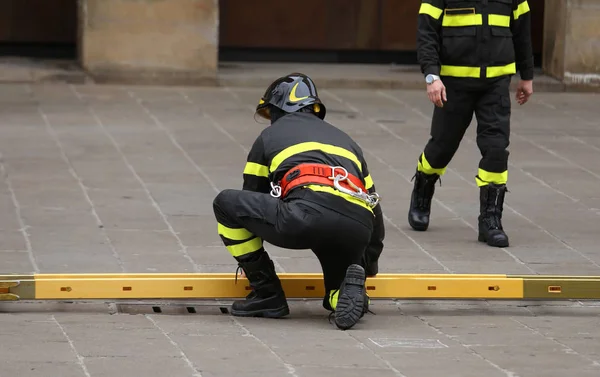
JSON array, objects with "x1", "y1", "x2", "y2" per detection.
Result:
[{"x1": 212, "y1": 73, "x2": 385, "y2": 330}]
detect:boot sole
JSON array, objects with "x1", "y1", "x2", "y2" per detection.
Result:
[
  {"x1": 478, "y1": 234, "x2": 509, "y2": 248},
  {"x1": 230, "y1": 305, "x2": 290, "y2": 318},
  {"x1": 334, "y1": 264, "x2": 366, "y2": 330}
]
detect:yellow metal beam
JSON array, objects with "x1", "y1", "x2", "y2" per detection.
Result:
[{"x1": 1, "y1": 273, "x2": 600, "y2": 301}]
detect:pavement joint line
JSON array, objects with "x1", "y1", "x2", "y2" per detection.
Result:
[
  {"x1": 322, "y1": 88, "x2": 530, "y2": 273},
  {"x1": 180, "y1": 88, "x2": 294, "y2": 273},
  {"x1": 68, "y1": 84, "x2": 202, "y2": 273},
  {"x1": 52, "y1": 314, "x2": 92, "y2": 377},
  {"x1": 0, "y1": 156, "x2": 40, "y2": 273},
  {"x1": 35, "y1": 92, "x2": 126, "y2": 273},
  {"x1": 230, "y1": 317, "x2": 299, "y2": 377},
  {"x1": 510, "y1": 316, "x2": 600, "y2": 367},
  {"x1": 125, "y1": 88, "x2": 293, "y2": 273},
  {"x1": 145, "y1": 314, "x2": 204, "y2": 377},
  {"x1": 346, "y1": 331, "x2": 408, "y2": 377},
  {"x1": 413, "y1": 314, "x2": 519, "y2": 377},
  {"x1": 371, "y1": 90, "x2": 600, "y2": 270}
]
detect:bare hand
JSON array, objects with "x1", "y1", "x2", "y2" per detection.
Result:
[
  {"x1": 516, "y1": 80, "x2": 533, "y2": 105},
  {"x1": 427, "y1": 80, "x2": 447, "y2": 108}
]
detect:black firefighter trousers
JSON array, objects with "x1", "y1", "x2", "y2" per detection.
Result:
[
  {"x1": 213, "y1": 187, "x2": 374, "y2": 304},
  {"x1": 418, "y1": 76, "x2": 512, "y2": 186}
]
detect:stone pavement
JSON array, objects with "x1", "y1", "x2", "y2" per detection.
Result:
[
  {"x1": 2, "y1": 57, "x2": 593, "y2": 93},
  {"x1": 0, "y1": 82, "x2": 599, "y2": 376}
]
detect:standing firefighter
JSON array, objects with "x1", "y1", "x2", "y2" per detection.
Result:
[
  {"x1": 410, "y1": 0, "x2": 534, "y2": 247},
  {"x1": 212, "y1": 73, "x2": 385, "y2": 330}
]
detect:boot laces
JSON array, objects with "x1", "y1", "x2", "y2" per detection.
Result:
[{"x1": 411, "y1": 172, "x2": 441, "y2": 209}]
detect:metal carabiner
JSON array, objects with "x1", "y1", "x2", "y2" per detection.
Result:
[
  {"x1": 270, "y1": 182, "x2": 282, "y2": 198},
  {"x1": 328, "y1": 166, "x2": 349, "y2": 181}
]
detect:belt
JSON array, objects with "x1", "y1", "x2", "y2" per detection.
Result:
[{"x1": 270, "y1": 163, "x2": 380, "y2": 209}]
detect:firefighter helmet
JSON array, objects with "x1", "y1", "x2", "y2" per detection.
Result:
[{"x1": 255, "y1": 73, "x2": 326, "y2": 121}]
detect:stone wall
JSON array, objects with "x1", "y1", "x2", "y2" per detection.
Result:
[
  {"x1": 543, "y1": 0, "x2": 600, "y2": 88},
  {"x1": 78, "y1": 0, "x2": 218, "y2": 85}
]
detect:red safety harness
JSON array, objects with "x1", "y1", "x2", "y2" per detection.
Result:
[{"x1": 278, "y1": 163, "x2": 367, "y2": 199}]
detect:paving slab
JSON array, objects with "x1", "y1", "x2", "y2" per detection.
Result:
[{"x1": 0, "y1": 82, "x2": 599, "y2": 376}]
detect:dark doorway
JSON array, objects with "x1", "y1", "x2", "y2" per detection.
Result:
[
  {"x1": 0, "y1": 0, "x2": 77, "y2": 59},
  {"x1": 219, "y1": 0, "x2": 545, "y2": 67}
]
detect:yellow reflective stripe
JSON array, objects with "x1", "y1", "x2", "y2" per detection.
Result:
[
  {"x1": 475, "y1": 169, "x2": 508, "y2": 187},
  {"x1": 305, "y1": 185, "x2": 373, "y2": 214},
  {"x1": 440, "y1": 65, "x2": 481, "y2": 78},
  {"x1": 270, "y1": 142, "x2": 362, "y2": 173},
  {"x1": 441, "y1": 64, "x2": 515, "y2": 78},
  {"x1": 218, "y1": 223, "x2": 253, "y2": 241},
  {"x1": 243, "y1": 162, "x2": 269, "y2": 177},
  {"x1": 419, "y1": 3, "x2": 443, "y2": 19},
  {"x1": 489, "y1": 14, "x2": 511, "y2": 27},
  {"x1": 226, "y1": 237, "x2": 263, "y2": 257},
  {"x1": 364, "y1": 174, "x2": 374, "y2": 190},
  {"x1": 418, "y1": 152, "x2": 446, "y2": 175},
  {"x1": 328, "y1": 289, "x2": 339, "y2": 310},
  {"x1": 442, "y1": 14, "x2": 482, "y2": 27},
  {"x1": 486, "y1": 63, "x2": 516, "y2": 77},
  {"x1": 513, "y1": 0, "x2": 530, "y2": 20}
]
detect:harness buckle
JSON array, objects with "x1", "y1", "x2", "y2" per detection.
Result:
[{"x1": 328, "y1": 165, "x2": 381, "y2": 208}]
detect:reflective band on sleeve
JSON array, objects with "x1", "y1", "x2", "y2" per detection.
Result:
[
  {"x1": 486, "y1": 63, "x2": 516, "y2": 78},
  {"x1": 489, "y1": 14, "x2": 511, "y2": 27},
  {"x1": 440, "y1": 65, "x2": 481, "y2": 78},
  {"x1": 364, "y1": 174, "x2": 374, "y2": 190},
  {"x1": 442, "y1": 14, "x2": 482, "y2": 27},
  {"x1": 419, "y1": 3, "x2": 443, "y2": 19},
  {"x1": 243, "y1": 162, "x2": 269, "y2": 177},
  {"x1": 513, "y1": 0, "x2": 530, "y2": 20},
  {"x1": 270, "y1": 142, "x2": 363, "y2": 173},
  {"x1": 218, "y1": 223, "x2": 253, "y2": 241},
  {"x1": 226, "y1": 237, "x2": 263, "y2": 257}
]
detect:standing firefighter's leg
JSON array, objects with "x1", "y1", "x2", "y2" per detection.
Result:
[
  {"x1": 213, "y1": 189, "x2": 289, "y2": 318},
  {"x1": 410, "y1": 84, "x2": 475, "y2": 231},
  {"x1": 474, "y1": 77, "x2": 511, "y2": 247},
  {"x1": 409, "y1": 153, "x2": 442, "y2": 231}
]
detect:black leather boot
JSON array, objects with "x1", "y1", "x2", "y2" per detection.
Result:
[
  {"x1": 478, "y1": 183, "x2": 509, "y2": 247},
  {"x1": 332, "y1": 264, "x2": 367, "y2": 330},
  {"x1": 231, "y1": 251, "x2": 290, "y2": 318},
  {"x1": 408, "y1": 170, "x2": 440, "y2": 231}
]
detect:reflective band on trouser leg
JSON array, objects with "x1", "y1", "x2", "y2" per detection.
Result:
[
  {"x1": 440, "y1": 65, "x2": 481, "y2": 78},
  {"x1": 488, "y1": 14, "x2": 510, "y2": 27},
  {"x1": 486, "y1": 63, "x2": 516, "y2": 78},
  {"x1": 418, "y1": 152, "x2": 447, "y2": 175},
  {"x1": 328, "y1": 289, "x2": 340, "y2": 310},
  {"x1": 442, "y1": 14, "x2": 483, "y2": 27},
  {"x1": 328, "y1": 288, "x2": 370, "y2": 311},
  {"x1": 217, "y1": 223, "x2": 263, "y2": 257},
  {"x1": 475, "y1": 169, "x2": 508, "y2": 187}
]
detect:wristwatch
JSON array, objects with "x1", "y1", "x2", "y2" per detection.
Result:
[{"x1": 426, "y1": 74, "x2": 440, "y2": 85}]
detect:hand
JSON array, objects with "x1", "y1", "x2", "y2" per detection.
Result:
[
  {"x1": 427, "y1": 80, "x2": 447, "y2": 108},
  {"x1": 516, "y1": 79, "x2": 533, "y2": 105}
]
